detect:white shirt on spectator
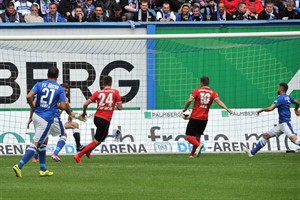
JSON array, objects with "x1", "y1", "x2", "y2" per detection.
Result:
[
  {"x1": 156, "y1": 10, "x2": 176, "y2": 21},
  {"x1": 15, "y1": 0, "x2": 32, "y2": 16}
]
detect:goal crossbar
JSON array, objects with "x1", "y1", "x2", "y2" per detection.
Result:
[{"x1": 0, "y1": 31, "x2": 300, "y2": 40}]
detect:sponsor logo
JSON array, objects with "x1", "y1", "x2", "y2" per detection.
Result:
[
  {"x1": 0, "y1": 132, "x2": 34, "y2": 143},
  {"x1": 94, "y1": 144, "x2": 147, "y2": 153},
  {"x1": 144, "y1": 111, "x2": 182, "y2": 119},
  {"x1": 177, "y1": 142, "x2": 207, "y2": 153},
  {"x1": 0, "y1": 61, "x2": 141, "y2": 106},
  {"x1": 221, "y1": 111, "x2": 229, "y2": 117},
  {"x1": 153, "y1": 142, "x2": 172, "y2": 152},
  {"x1": 222, "y1": 110, "x2": 257, "y2": 117},
  {"x1": 0, "y1": 125, "x2": 297, "y2": 155}
]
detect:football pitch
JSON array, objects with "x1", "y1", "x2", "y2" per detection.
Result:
[{"x1": 0, "y1": 153, "x2": 299, "y2": 200}]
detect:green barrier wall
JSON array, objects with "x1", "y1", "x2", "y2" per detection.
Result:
[{"x1": 155, "y1": 27, "x2": 300, "y2": 109}]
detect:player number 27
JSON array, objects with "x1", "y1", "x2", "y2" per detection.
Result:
[{"x1": 200, "y1": 92, "x2": 210, "y2": 105}]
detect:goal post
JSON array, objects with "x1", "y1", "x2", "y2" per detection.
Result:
[{"x1": 0, "y1": 31, "x2": 299, "y2": 155}]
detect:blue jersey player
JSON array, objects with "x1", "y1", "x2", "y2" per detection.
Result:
[
  {"x1": 245, "y1": 83, "x2": 300, "y2": 156},
  {"x1": 29, "y1": 83, "x2": 85, "y2": 163},
  {"x1": 13, "y1": 66, "x2": 71, "y2": 177}
]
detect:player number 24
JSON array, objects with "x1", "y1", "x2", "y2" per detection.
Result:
[{"x1": 98, "y1": 93, "x2": 113, "y2": 107}]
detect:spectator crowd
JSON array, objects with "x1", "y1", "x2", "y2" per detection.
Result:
[{"x1": 0, "y1": 0, "x2": 299, "y2": 23}]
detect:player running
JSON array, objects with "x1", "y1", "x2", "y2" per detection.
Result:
[
  {"x1": 244, "y1": 82, "x2": 300, "y2": 156},
  {"x1": 73, "y1": 75, "x2": 122, "y2": 163},
  {"x1": 29, "y1": 83, "x2": 86, "y2": 162},
  {"x1": 13, "y1": 66, "x2": 70, "y2": 177},
  {"x1": 183, "y1": 76, "x2": 233, "y2": 158}
]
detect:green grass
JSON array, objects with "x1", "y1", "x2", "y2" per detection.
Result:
[{"x1": 1, "y1": 153, "x2": 299, "y2": 200}]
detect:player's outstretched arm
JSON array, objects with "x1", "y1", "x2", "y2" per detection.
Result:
[
  {"x1": 60, "y1": 101, "x2": 72, "y2": 119},
  {"x1": 214, "y1": 97, "x2": 233, "y2": 114},
  {"x1": 256, "y1": 104, "x2": 276, "y2": 115},
  {"x1": 74, "y1": 112, "x2": 86, "y2": 122},
  {"x1": 293, "y1": 100, "x2": 300, "y2": 116},
  {"x1": 82, "y1": 99, "x2": 92, "y2": 117},
  {"x1": 26, "y1": 91, "x2": 35, "y2": 109},
  {"x1": 183, "y1": 96, "x2": 194, "y2": 112},
  {"x1": 116, "y1": 102, "x2": 123, "y2": 110},
  {"x1": 27, "y1": 99, "x2": 37, "y2": 129},
  {"x1": 27, "y1": 108, "x2": 33, "y2": 129}
]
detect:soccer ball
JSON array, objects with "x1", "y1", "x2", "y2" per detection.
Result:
[{"x1": 182, "y1": 110, "x2": 191, "y2": 120}]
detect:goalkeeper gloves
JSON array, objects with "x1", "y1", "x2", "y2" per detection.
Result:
[{"x1": 74, "y1": 113, "x2": 86, "y2": 122}]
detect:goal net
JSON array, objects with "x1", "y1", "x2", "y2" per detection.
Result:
[{"x1": 0, "y1": 32, "x2": 299, "y2": 155}]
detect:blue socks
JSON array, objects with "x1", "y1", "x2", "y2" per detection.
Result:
[
  {"x1": 39, "y1": 144, "x2": 47, "y2": 171},
  {"x1": 32, "y1": 150, "x2": 39, "y2": 160},
  {"x1": 18, "y1": 145, "x2": 37, "y2": 169},
  {"x1": 251, "y1": 138, "x2": 268, "y2": 155},
  {"x1": 53, "y1": 136, "x2": 66, "y2": 155},
  {"x1": 250, "y1": 135, "x2": 300, "y2": 155}
]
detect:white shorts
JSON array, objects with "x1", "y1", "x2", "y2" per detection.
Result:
[
  {"x1": 33, "y1": 114, "x2": 65, "y2": 144},
  {"x1": 32, "y1": 113, "x2": 53, "y2": 144},
  {"x1": 48, "y1": 117, "x2": 65, "y2": 137},
  {"x1": 268, "y1": 121, "x2": 296, "y2": 138}
]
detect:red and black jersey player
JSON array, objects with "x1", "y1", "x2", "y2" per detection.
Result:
[
  {"x1": 182, "y1": 76, "x2": 233, "y2": 158},
  {"x1": 74, "y1": 75, "x2": 122, "y2": 163}
]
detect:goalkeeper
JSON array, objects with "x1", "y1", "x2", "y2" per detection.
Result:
[{"x1": 59, "y1": 83, "x2": 86, "y2": 153}]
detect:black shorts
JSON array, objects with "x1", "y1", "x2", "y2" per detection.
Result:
[
  {"x1": 185, "y1": 118, "x2": 208, "y2": 137},
  {"x1": 94, "y1": 117, "x2": 110, "y2": 142}
]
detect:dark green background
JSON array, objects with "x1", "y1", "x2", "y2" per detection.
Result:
[{"x1": 155, "y1": 27, "x2": 300, "y2": 109}]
